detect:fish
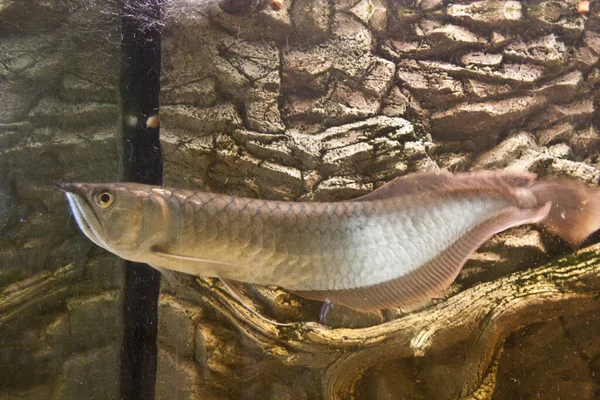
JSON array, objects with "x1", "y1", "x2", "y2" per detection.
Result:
[{"x1": 58, "y1": 170, "x2": 600, "y2": 311}]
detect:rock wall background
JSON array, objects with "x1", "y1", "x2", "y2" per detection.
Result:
[
  {"x1": 0, "y1": 0, "x2": 599, "y2": 399},
  {"x1": 0, "y1": 0, "x2": 123, "y2": 398},
  {"x1": 157, "y1": 0, "x2": 600, "y2": 399}
]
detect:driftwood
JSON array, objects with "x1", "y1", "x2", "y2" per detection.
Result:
[{"x1": 186, "y1": 243, "x2": 600, "y2": 399}]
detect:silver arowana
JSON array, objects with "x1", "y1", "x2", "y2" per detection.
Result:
[{"x1": 59, "y1": 171, "x2": 600, "y2": 311}]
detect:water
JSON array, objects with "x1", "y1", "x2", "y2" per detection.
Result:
[{"x1": 1, "y1": 0, "x2": 599, "y2": 399}]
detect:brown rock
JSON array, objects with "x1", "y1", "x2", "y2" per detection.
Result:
[
  {"x1": 282, "y1": 49, "x2": 332, "y2": 93},
  {"x1": 158, "y1": 295, "x2": 203, "y2": 359},
  {"x1": 380, "y1": 39, "x2": 431, "y2": 60},
  {"x1": 489, "y1": 31, "x2": 514, "y2": 50},
  {"x1": 161, "y1": 104, "x2": 242, "y2": 134},
  {"x1": 574, "y1": 30, "x2": 600, "y2": 70},
  {"x1": 421, "y1": 20, "x2": 486, "y2": 48},
  {"x1": 415, "y1": 59, "x2": 544, "y2": 84},
  {"x1": 361, "y1": 57, "x2": 395, "y2": 98},
  {"x1": 526, "y1": 1, "x2": 586, "y2": 39},
  {"x1": 464, "y1": 79, "x2": 512, "y2": 100},
  {"x1": 447, "y1": 0, "x2": 523, "y2": 27},
  {"x1": 431, "y1": 96, "x2": 546, "y2": 140},
  {"x1": 321, "y1": 141, "x2": 373, "y2": 176},
  {"x1": 536, "y1": 123, "x2": 599, "y2": 160},
  {"x1": 233, "y1": 130, "x2": 297, "y2": 168},
  {"x1": 58, "y1": 74, "x2": 117, "y2": 103},
  {"x1": 472, "y1": 131, "x2": 542, "y2": 170},
  {"x1": 370, "y1": 150, "x2": 409, "y2": 181},
  {"x1": 347, "y1": 0, "x2": 388, "y2": 36},
  {"x1": 244, "y1": 88, "x2": 286, "y2": 133},
  {"x1": 434, "y1": 152, "x2": 470, "y2": 171},
  {"x1": 546, "y1": 158, "x2": 600, "y2": 183},
  {"x1": 396, "y1": 67, "x2": 465, "y2": 108},
  {"x1": 388, "y1": 2, "x2": 421, "y2": 35},
  {"x1": 286, "y1": 82, "x2": 381, "y2": 127},
  {"x1": 526, "y1": 96, "x2": 595, "y2": 130},
  {"x1": 570, "y1": 126, "x2": 600, "y2": 158},
  {"x1": 53, "y1": 346, "x2": 121, "y2": 400},
  {"x1": 211, "y1": 149, "x2": 306, "y2": 198},
  {"x1": 27, "y1": 99, "x2": 118, "y2": 129},
  {"x1": 463, "y1": 227, "x2": 549, "y2": 283},
  {"x1": 382, "y1": 23, "x2": 485, "y2": 60},
  {"x1": 382, "y1": 86, "x2": 409, "y2": 117},
  {"x1": 315, "y1": 116, "x2": 416, "y2": 175},
  {"x1": 156, "y1": 347, "x2": 203, "y2": 400},
  {"x1": 417, "y1": 0, "x2": 443, "y2": 11},
  {"x1": 534, "y1": 70, "x2": 583, "y2": 102},
  {"x1": 163, "y1": 14, "x2": 284, "y2": 133},
  {"x1": 291, "y1": 0, "x2": 330, "y2": 43},
  {"x1": 504, "y1": 34, "x2": 568, "y2": 67},
  {"x1": 316, "y1": 116, "x2": 415, "y2": 143},
  {"x1": 459, "y1": 52, "x2": 503, "y2": 67},
  {"x1": 208, "y1": 0, "x2": 292, "y2": 43},
  {"x1": 537, "y1": 122, "x2": 576, "y2": 146},
  {"x1": 66, "y1": 293, "x2": 123, "y2": 351},
  {"x1": 162, "y1": 77, "x2": 218, "y2": 107},
  {"x1": 286, "y1": 130, "x2": 322, "y2": 169},
  {"x1": 161, "y1": 129, "x2": 214, "y2": 188},
  {"x1": 312, "y1": 176, "x2": 372, "y2": 201},
  {"x1": 282, "y1": 13, "x2": 384, "y2": 129},
  {"x1": 329, "y1": 14, "x2": 373, "y2": 79}
]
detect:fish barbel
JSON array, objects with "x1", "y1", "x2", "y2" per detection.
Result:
[{"x1": 59, "y1": 171, "x2": 600, "y2": 310}]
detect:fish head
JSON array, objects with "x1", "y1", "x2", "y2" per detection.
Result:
[{"x1": 58, "y1": 182, "x2": 149, "y2": 255}]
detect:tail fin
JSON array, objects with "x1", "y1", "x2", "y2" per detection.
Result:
[{"x1": 531, "y1": 179, "x2": 600, "y2": 247}]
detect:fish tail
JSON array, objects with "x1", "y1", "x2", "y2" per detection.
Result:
[{"x1": 531, "y1": 179, "x2": 600, "y2": 248}]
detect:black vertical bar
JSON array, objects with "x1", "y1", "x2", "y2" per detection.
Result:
[{"x1": 119, "y1": 1, "x2": 162, "y2": 399}]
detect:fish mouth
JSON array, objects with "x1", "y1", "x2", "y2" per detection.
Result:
[{"x1": 59, "y1": 184, "x2": 111, "y2": 251}]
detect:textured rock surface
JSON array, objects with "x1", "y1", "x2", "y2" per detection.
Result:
[
  {"x1": 2, "y1": 0, "x2": 600, "y2": 399},
  {"x1": 152, "y1": 1, "x2": 600, "y2": 399},
  {"x1": 0, "y1": 1, "x2": 124, "y2": 399},
  {"x1": 156, "y1": 1, "x2": 600, "y2": 399}
]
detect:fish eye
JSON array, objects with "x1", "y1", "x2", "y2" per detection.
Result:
[{"x1": 95, "y1": 190, "x2": 114, "y2": 208}]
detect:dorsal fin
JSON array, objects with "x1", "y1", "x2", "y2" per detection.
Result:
[{"x1": 352, "y1": 170, "x2": 536, "y2": 201}]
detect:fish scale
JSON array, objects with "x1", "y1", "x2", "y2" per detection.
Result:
[
  {"x1": 166, "y1": 193, "x2": 496, "y2": 290},
  {"x1": 59, "y1": 171, "x2": 600, "y2": 310}
]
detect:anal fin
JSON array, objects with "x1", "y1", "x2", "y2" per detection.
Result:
[{"x1": 297, "y1": 203, "x2": 551, "y2": 311}]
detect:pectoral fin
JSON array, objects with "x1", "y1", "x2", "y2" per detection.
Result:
[
  {"x1": 150, "y1": 247, "x2": 236, "y2": 267},
  {"x1": 150, "y1": 264, "x2": 182, "y2": 286},
  {"x1": 296, "y1": 203, "x2": 551, "y2": 311}
]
